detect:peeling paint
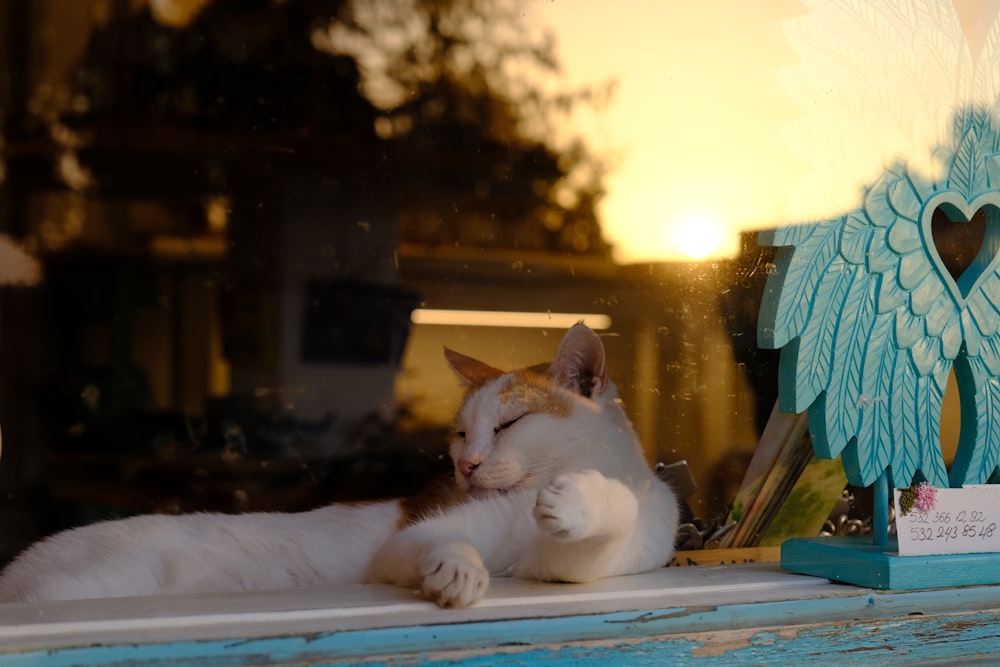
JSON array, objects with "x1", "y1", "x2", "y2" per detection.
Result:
[{"x1": 5, "y1": 579, "x2": 1000, "y2": 665}]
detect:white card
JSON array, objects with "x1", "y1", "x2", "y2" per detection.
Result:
[{"x1": 894, "y1": 485, "x2": 1000, "y2": 556}]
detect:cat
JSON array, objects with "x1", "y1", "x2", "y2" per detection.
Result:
[{"x1": 0, "y1": 323, "x2": 679, "y2": 607}]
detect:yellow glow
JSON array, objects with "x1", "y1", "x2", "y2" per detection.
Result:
[
  {"x1": 531, "y1": 1, "x2": 991, "y2": 264},
  {"x1": 530, "y1": 1, "x2": 806, "y2": 264},
  {"x1": 411, "y1": 309, "x2": 611, "y2": 329},
  {"x1": 204, "y1": 195, "x2": 230, "y2": 233},
  {"x1": 147, "y1": 0, "x2": 212, "y2": 27},
  {"x1": 672, "y1": 212, "x2": 725, "y2": 260}
]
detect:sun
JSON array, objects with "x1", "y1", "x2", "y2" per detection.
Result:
[{"x1": 672, "y1": 212, "x2": 725, "y2": 260}]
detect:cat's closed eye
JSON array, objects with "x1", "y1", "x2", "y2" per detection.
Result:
[{"x1": 494, "y1": 413, "x2": 527, "y2": 434}]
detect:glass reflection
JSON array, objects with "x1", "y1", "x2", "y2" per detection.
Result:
[{"x1": 1, "y1": 0, "x2": 996, "y2": 569}]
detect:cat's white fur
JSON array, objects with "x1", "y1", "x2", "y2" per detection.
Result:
[{"x1": 0, "y1": 324, "x2": 679, "y2": 607}]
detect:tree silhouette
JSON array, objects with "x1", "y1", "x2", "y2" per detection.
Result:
[{"x1": 56, "y1": 0, "x2": 610, "y2": 256}]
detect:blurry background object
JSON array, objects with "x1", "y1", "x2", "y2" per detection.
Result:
[{"x1": 0, "y1": 235, "x2": 40, "y2": 286}]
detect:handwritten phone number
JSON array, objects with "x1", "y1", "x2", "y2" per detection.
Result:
[{"x1": 905, "y1": 510, "x2": 997, "y2": 542}]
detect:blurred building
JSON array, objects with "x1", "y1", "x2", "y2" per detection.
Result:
[{"x1": 0, "y1": 0, "x2": 766, "y2": 560}]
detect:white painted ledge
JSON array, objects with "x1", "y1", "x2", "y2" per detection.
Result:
[
  {"x1": 6, "y1": 563, "x2": 1000, "y2": 665},
  {"x1": 0, "y1": 564, "x2": 831, "y2": 650}
]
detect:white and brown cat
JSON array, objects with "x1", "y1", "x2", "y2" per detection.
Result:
[{"x1": 0, "y1": 324, "x2": 679, "y2": 607}]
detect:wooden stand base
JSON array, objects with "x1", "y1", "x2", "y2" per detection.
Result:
[{"x1": 781, "y1": 535, "x2": 1000, "y2": 589}]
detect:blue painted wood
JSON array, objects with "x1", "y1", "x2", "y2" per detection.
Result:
[
  {"x1": 760, "y1": 109, "x2": 1000, "y2": 588},
  {"x1": 5, "y1": 584, "x2": 1000, "y2": 666},
  {"x1": 781, "y1": 535, "x2": 1000, "y2": 589},
  {"x1": 873, "y1": 471, "x2": 889, "y2": 547}
]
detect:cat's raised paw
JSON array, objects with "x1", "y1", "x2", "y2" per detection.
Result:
[
  {"x1": 534, "y1": 470, "x2": 605, "y2": 542},
  {"x1": 419, "y1": 542, "x2": 489, "y2": 608}
]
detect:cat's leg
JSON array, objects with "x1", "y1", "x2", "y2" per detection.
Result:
[
  {"x1": 417, "y1": 541, "x2": 489, "y2": 608},
  {"x1": 365, "y1": 493, "x2": 537, "y2": 608},
  {"x1": 522, "y1": 469, "x2": 674, "y2": 582},
  {"x1": 533, "y1": 469, "x2": 637, "y2": 543},
  {"x1": 534, "y1": 470, "x2": 638, "y2": 543},
  {"x1": 364, "y1": 521, "x2": 491, "y2": 608}
]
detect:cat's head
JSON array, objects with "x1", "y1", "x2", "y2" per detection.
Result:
[{"x1": 444, "y1": 323, "x2": 634, "y2": 498}]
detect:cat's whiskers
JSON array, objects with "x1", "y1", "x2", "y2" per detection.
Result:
[{"x1": 516, "y1": 452, "x2": 577, "y2": 487}]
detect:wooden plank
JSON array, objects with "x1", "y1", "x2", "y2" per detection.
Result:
[
  {"x1": 2, "y1": 564, "x2": 1000, "y2": 664},
  {"x1": 0, "y1": 565, "x2": 828, "y2": 649},
  {"x1": 4, "y1": 580, "x2": 1000, "y2": 665}
]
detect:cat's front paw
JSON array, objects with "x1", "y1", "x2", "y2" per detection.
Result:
[
  {"x1": 419, "y1": 543, "x2": 489, "y2": 608},
  {"x1": 534, "y1": 470, "x2": 605, "y2": 542}
]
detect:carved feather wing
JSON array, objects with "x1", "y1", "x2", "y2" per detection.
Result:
[
  {"x1": 761, "y1": 1, "x2": 1000, "y2": 488},
  {"x1": 759, "y1": 170, "x2": 948, "y2": 488},
  {"x1": 760, "y1": 112, "x2": 1000, "y2": 488}
]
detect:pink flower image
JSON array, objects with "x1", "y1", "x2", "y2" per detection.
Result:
[{"x1": 913, "y1": 481, "x2": 939, "y2": 513}]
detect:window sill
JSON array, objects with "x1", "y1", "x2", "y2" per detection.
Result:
[{"x1": 0, "y1": 562, "x2": 996, "y2": 664}]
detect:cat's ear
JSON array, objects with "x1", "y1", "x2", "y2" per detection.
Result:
[
  {"x1": 444, "y1": 347, "x2": 506, "y2": 386},
  {"x1": 548, "y1": 323, "x2": 607, "y2": 398}
]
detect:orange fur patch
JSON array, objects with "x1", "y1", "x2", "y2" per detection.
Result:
[
  {"x1": 395, "y1": 481, "x2": 468, "y2": 530},
  {"x1": 499, "y1": 370, "x2": 574, "y2": 417}
]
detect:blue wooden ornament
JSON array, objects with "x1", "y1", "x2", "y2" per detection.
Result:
[{"x1": 758, "y1": 109, "x2": 1000, "y2": 589}]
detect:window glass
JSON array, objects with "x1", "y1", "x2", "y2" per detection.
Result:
[{"x1": 0, "y1": 0, "x2": 987, "y2": 566}]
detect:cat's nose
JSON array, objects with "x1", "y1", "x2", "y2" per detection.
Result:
[{"x1": 458, "y1": 459, "x2": 480, "y2": 478}]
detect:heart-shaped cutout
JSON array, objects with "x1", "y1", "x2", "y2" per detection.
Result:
[
  {"x1": 920, "y1": 192, "x2": 1000, "y2": 303},
  {"x1": 931, "y1": 204, "x2": 988, "y2": 294}
]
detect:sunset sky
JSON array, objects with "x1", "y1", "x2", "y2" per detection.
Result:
[
  {"x1": 146, "y1": 0, "x2": 1000, "y2": 264},
  {"x1": 531, "y1": 0, "x2": 1000, "y2": 263},
  {"x1": 529, "y1": 0, "x2": 807, "y2": 263}
]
